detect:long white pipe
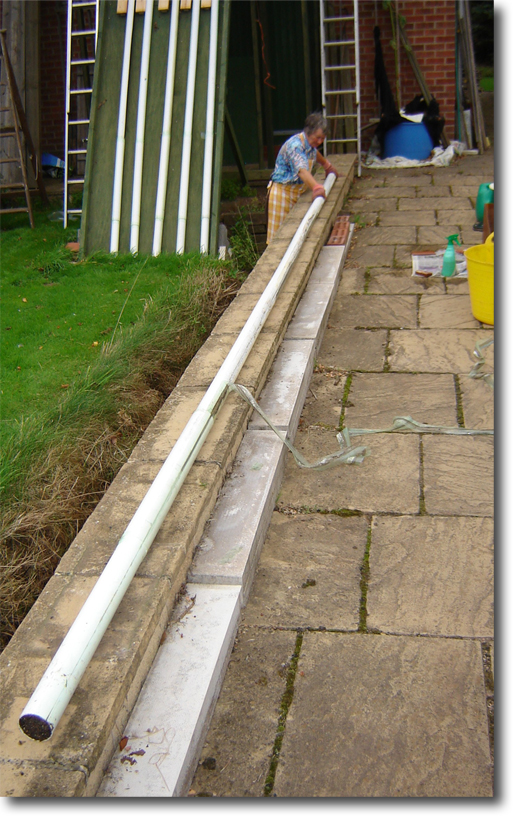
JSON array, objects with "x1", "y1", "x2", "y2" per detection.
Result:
[
  {"x1": 19, "y1": 174, "x2": 336, "y2": 741},
  {"x1": 130, "y1": 0, "x2": 154, "y2": 254},
  {"x1": 110, "y1": 0, "x2": 136, "y2": 253},
  {"x1": 199, "y1": 0, "x2": 219, "y2": 254},
  {"x1": 152, "y1": 0, "x2": 180, "y2": 256},
  {"x1": 176, "y1": 0, "x2": 201, "y2": 254}
]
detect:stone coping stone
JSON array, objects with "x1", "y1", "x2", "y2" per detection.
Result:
[{"x1": 0, "y1": 156, "x2": 356, "y2": 796}]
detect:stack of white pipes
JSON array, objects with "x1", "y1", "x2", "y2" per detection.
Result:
[{"x1": 109, "y1": 0, "x2": 219, "y2": 258}]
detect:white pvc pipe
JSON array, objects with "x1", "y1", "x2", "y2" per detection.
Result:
[
  {"x1": 199, "y1": 0, "x2": 219, "y2": 254},
  {"x1": 152, "y1": 0, "x2": 180, "y2": 256},
  {"x1": 19, "y1": 174, "x2": 336, "y2": 741},
  {"x1": 176, "y1": 0, "x2": 201, "y2": 254},
  {"x1": 130, "y1": 0, "x2": 154, "y2": 254},
  {"x1": 110, "y1": 0, "x2": 136, "y2": 253}
]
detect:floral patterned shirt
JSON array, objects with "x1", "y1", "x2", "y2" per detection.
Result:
[{"x1": 270, "y1": 132, "x2": 316, "y2": 185}]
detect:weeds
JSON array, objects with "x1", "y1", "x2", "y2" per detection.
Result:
[{"x1": 0, "y1": 208, "x2": 248, "y2": 648}]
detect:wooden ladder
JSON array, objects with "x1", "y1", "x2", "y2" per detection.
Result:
[{"x1": 0, "y1": 29, "x2": 48, "y2": 228}]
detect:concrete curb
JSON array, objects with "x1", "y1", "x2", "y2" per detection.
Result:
[
  {"x1": 0, "y1": 157, "x2": 355, "y2": 798},
  {"x1": 97, "y1": 242, "x2": 352, "y2": 796}
]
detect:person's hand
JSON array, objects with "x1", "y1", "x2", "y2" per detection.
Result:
[
  {"x1": 312, "y1": 183, "x2": 326, "y2": 201},
  {"x1": 324, "y1": 161, "x2": 339, "y2": 179}
]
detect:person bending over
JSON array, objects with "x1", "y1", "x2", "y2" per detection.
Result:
[{"x1": 266, "y1": 112, "x2": 338, "y2": 244}]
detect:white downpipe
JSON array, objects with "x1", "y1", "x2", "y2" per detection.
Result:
[
  {"x1": 19, "y1": 175, "x2": 336, "y2": 741},
  {"x1": 152, "y1": 0, "x2": 180, "y2": 256},
  {"x1": 110, "y1": 0, "x2": 136, "y2": 253},
  {"x1": 176, "y1": 0, "x2": 201, "y2": 254},
  {"x1": 130, "y1": 0, "x2": 154, "y2": 254},
  {"x1": 199, "y1": 0, "x2": 219, "y2": 254}
]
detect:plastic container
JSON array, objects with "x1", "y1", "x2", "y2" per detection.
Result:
[
  {"x1": 475, "y1": 182, "x2": 494, "y2": 223},
  {"x1": 464, "y1": 233, "x2": 494, "y2": 325},
  {"x1": 383, "y1": 122, "x2": 434, "y2": 160},
  {"x1": 441, "y1": 234, "x2": 462, "y2": 277}
]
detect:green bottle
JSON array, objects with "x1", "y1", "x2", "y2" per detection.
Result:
[{"x1": 441, "y1": 234, "x2": 461, "y2": 277}]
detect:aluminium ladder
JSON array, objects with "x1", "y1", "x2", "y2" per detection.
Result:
[
  {"x1": 319, "y1": 0, "x2": 361, "y2": 176},
  {"x1": 64, "y1": 0, "x2": 99, "y2": 228}
]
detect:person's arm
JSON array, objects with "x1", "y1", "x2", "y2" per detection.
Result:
[
  {"x1": 298, "y1": 167, "x2": 326, "y2": 201},
  {"x1": 316, "y1": 151, "x2": 339, "y2": 178}
]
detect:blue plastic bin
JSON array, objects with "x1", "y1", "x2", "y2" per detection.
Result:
[{"x1": 383, "y1": 122, "x2": 434, "y2": 160}]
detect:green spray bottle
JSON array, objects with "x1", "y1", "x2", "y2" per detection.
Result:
[{"x1": 441, "y1": 234, "x2": 461, "y2": 277}]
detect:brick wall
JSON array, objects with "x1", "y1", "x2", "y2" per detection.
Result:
[{"x1": 358, "y1": 0, "x2": 456, "y2": 152}]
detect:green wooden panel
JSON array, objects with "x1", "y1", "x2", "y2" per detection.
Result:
[{"x1": 81, "y1": 0, "x2": 227, "y2": 257}]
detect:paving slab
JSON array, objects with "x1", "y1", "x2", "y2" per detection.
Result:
[
  {"x1": 419, "y1": 294, "x2": 479, "y2": 328},
  {"x1": 277, "y1": 430, "x2": 420, "y2": 514},
  {"x1": 98, "y1": 584, "x2": 242, "y2": 797},
  {"x1": 189, "y1": 626, "x2": 297, "y2": 797},
  {"x1": 367, "y1": 515, "x2": 494, "y2": 637},
  {"x1": 366, "y1": 270, "x2": 445, "y2": 294},
  {"x1": 398, "y1": 197, "x2": 472, "y2": 210},
  {"x1": 459, "y1": 375, "x2": 494, "y2": 429},
  {"x1": 242, "y1": 512, "x2": 368, "y2": 630},
  {"x1": 394, "y1": 244, "x2": 423, "y2": 267},
  {"x1": 300, "y1": 369, "x2": 346, "y2": 428},
  {"x1": 273, "y1": 633, "x2": 493, "y2": 797},
  {"x1": 379, "y1": 211, "x2": 437, "y2": 226},
  {"x1": 354, "y1": 226, "x2": 417, "y2": 245},
  {"x1": 329, "y1": 294, "x2": 417, "y2": 328},
  {"x1": 357, "y1": 185, "x2": 417, "y2": 198},
  {"x1": 436, "y1": 209, "x2": 477, "y2": 226},
  {"x1": 423, "y1": 435, "x2": 494, "y2": 516},
  {"x1": 418, "y1": 226, "x2": 463, "y2": 244},
  {"x1": 385, "y1": 173, "x2": 433, "y2": 186},
  {"x1": 320, "y1": 328, "x2": 387, "y2": 371},
  {"x1": 348, "y1": 243, "x2": 395, "y2": 267},
  {"x1": 343, "y1": 373, "x2": 458, "y2": 428},
  {"x1": 347, "y1": 197, "x2": 399, "y2": 213},
  {"x1": 388, "y1": 329, "x2": 494, "y2": 372},
  {"x1": 188, "y1": 431, "x2": 285, "y2": 597},
  {"x1": 416, "y1": 185, "x2": 453, "y2": 197},
  {"x1": 336, "y1": 265, "x2": 365, "y2": 294}
]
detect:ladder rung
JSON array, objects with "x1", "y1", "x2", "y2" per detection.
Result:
[
  {"x1": 71, "y1": 58, "x2": 96, "y2": 66},
  {"x1": 327, "y1": 138, "x2": 358, "y2": 144},
  {"x1": 67, "y1": 178, "x2": 85, "y2": 184},
  {"x1": 71, "y1": 29, "x2": 96, "y2": 37},
  {"x1": 0, "y1": 157, "x2": 19, "y2": 163},
  {"x1": 325, "y1": 65, "x2": 356, "y2": 71},
  {"x1": 70, "y1": 88, "x2": 93, "y2": 95},
  {"x1": 72, "y1": 1, "x2": 97, "y2": 7},
  {"x1": 325, "y1": 40, "x2": 356, "y2": 47},
  {"x1": 0, "y1": 130, "x2": 16, "y2": 137},
  {"x1": 0, "y1": 182, "x2": 25, "y2": 189},
  {"x1": 68, "y1": 119, "x2": 91, "y2": 126},
  {"x1": 67, "y1": 209, "x2": 83, "y2": 215},
  {"x1": 68, "y1": 148, "x2": 88, "y2": 154},
  {"x1": 0, "y1": 207, "x2": 29, "y2": 214},
  {"x1": 325, "y1": 90, "x2": 356, "y2": 96},
  {"x1": 327, "y1": 114, "x2": 358, "y2": 119},
  {"x1": 323, "y1": 16, "x2": 355, "y2": 23}
]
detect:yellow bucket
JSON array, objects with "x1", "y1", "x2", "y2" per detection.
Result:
[{"x1": 464, "y1": 233, "x2": 494, "y2": 325}]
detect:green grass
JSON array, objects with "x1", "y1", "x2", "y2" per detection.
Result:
[
  {"x1": 0, "y1": 201, "x2": 249, "y2": 646},
  {"x1": 1, "y1": 210, "x2": 204, "y2": 426}
]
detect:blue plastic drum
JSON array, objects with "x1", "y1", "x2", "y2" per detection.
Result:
[{"x1": 383, "y1": 122, "x2": 434, "y2": 160}]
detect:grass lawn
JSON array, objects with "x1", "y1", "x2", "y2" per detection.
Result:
[
  {"x1": 0, "y1": 200, "x2": 252, "y2": 647},
  {"x1": 2, "y1": 211, "x2": 200, "y2": 426}
]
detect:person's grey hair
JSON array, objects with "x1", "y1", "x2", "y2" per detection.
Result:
[{"x1": 304, "y1": 112, "x2": 328, "y2": 136}]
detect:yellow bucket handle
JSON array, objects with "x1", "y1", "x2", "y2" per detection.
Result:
[{"x1": 485, "y1": 232, "x2": 494, "y2": 246}]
